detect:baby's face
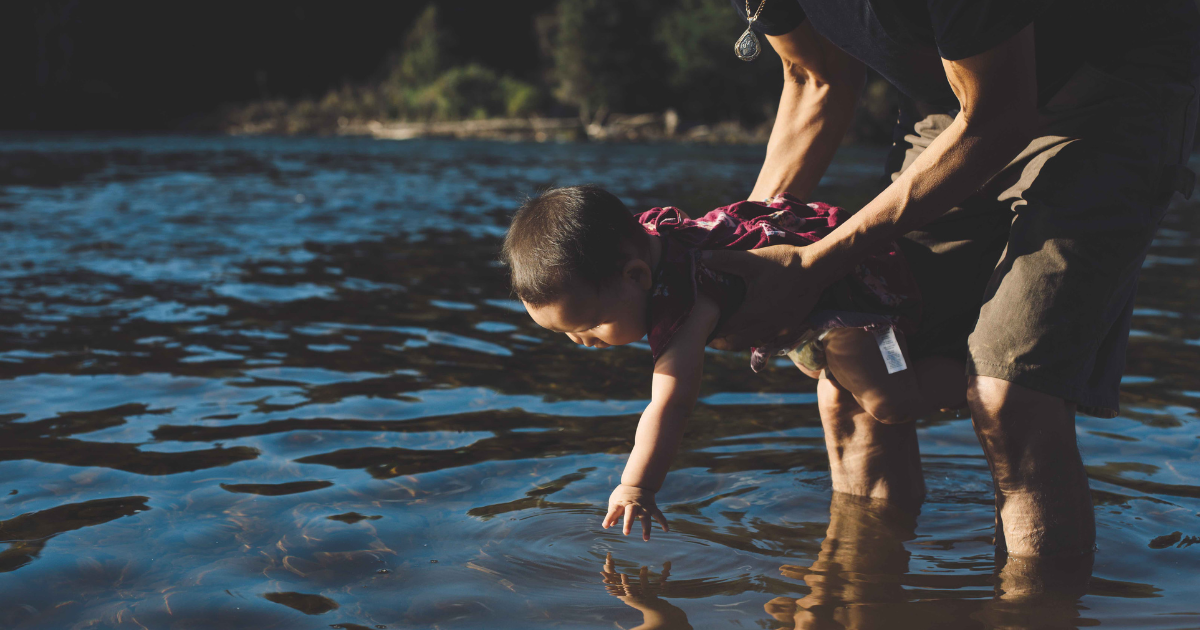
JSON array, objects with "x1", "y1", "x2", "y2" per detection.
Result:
[{"x1": 524, "y1": 274, "x2": 649, "y2": 349}]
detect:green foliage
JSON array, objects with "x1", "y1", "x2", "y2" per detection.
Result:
[
  {"x1": 388, "y1": 5, "x2": 444, "y2": 88},
  {"x1": 656, "y1": 0, "x2": 782, "y2": 123},
  {"x1": 551, "y1": 0, "x2": 669, "y2": 120},
  {"x1": 223, "y1": 0, "x2": 894, "y2": 143},
  {"x1": 377, "y1": 4, "x2": 446, "y2": 120},
  {"x1": 227, "y1": 3, "x2": 543, "y2": 129},
  {"x1": 411, "y1": 64, "x2": 541, "y2": 121},
  {"x1": 543, "y1": 0, "x2": 785, "y2": 125},
  {"x1": 500, "y1": 78, "x2": 542, "y2": 118}
]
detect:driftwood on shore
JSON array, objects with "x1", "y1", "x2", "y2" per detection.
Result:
[
  {"x1": 232, "y1": 110, "x2": 772, "y2": 144},
  {"x1": 351, "y1": 117, "x2": 586, "y2": 142}
]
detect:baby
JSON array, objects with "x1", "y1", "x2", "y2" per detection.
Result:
[{"x1": 501, "y1": 185, "x2": 961, "y2": 541}]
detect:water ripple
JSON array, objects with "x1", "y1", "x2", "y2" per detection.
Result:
[{"x1": 0, "y1": 137, "x2": 1197, "y2": 629}]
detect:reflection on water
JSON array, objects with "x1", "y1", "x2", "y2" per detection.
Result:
[
  {"x1": 0, "y1": 136, "x2": 1197, "y2": 628},
  {"x1": 768, "y1": 494, "x2": 925, "y2": 628}
]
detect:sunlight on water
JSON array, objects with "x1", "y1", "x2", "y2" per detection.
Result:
[{"x1": 0, "y1": 136, "x2": 1198, "y2": 628}]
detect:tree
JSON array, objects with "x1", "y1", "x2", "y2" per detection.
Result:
[
  {"x1": 656, "y1": 0, "x2": 783, "y2": 124},
  {"x1": 551, "y1": 0, "x2": 670, "y2": 121}
]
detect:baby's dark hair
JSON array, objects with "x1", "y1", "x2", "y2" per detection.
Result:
[{"x1": 502, "y1": 185, "x2": 648, "y2": 306}]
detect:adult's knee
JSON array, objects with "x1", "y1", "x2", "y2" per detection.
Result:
[
  {"x1": 966, "y1": 376, "x2": 1002, "y2": 431},
  {"x1": 966, "y1": 375, "x2": 1006, "y2": 413},
  {"x1": 967, "y1": 376, "x2": 1080, "y2": 475},
  {"x1": 967, "y1": 376, "x2": 1071, "y2": 431},
  {"x1": 966, "y1": 376, "x2": 1032, "y2": 453}
]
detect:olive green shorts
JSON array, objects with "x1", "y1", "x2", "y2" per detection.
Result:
[{"x1": 891, "y1": 54, "x2": 1199, "y2": 418}]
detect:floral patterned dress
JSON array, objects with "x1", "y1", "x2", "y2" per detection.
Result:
[{"x1": 636, "y1": 194, "x2": 921, "y2": 372}]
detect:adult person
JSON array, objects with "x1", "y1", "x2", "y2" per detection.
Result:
[{"x1": 708, "y1": 0, "x2": 1200, "y2": 558}]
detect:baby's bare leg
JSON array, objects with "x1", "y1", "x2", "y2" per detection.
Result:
[{"x1": 823, "y1": 328, "x2": 967, "y2": 424}]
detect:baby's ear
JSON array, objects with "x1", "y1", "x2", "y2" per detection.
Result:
[{"x1": 624, "y1": 258, "x2": 653, "y2": 291}]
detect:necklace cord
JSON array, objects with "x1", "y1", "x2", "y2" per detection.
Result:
[{"x1": 744, "y1": 0, "x2": 767, "y2": 23}]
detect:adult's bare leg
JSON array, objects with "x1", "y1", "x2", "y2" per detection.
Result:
[
  {"x1": 816, "y1": 376, "x2": 925, "y2": 504},
  {"x1": 967, "y1": 375, "x2": 1095, "y2": 557}
]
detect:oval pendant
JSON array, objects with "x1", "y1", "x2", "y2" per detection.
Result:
[{"x1": 734, "y1": 27, "x2": 761, "y2": 61}]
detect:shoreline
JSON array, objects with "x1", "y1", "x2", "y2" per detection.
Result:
[{"x1": 226, "y1": 111, "x2": 773, "y2": 144}]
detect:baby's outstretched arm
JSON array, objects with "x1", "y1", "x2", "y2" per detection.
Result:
[{"x1": 603, "y1": 295, "x2": 719, "y2": 541}]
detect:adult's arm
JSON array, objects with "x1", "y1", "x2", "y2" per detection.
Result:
[
  {"x1": 710, "y1": 25, "x2": 1038, "y2": 349},
  {"x1": 749, "y1": 21, "x2": 866, "y2": 201}
]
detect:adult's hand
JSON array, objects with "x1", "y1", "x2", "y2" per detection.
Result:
[
  {"x1": 713, "y1": 25, "x2": 1038, "y2": 352},
  {"x1": 703, "y1": 244, "x2": 833, "y2": 349}
]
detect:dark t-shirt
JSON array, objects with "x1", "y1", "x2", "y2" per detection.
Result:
[{"x1": 731, "y1": 0, "x2": 1197, "y2": 111}]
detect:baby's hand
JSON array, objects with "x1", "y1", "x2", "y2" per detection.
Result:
[{"x1": 603, "y1": 484, "x2": 670, "y2": 541}]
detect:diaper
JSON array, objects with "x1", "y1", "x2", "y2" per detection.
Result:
[{"x1": 749, "y1": 310, "x2": 900, "y2": 373}]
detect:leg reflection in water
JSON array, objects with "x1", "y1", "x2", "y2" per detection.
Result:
[
  {"x1": 766, "y1": 492, "x2": 917, "y2": 629},
  {"x1": 599, "y1": 494, "x2": 1093, "y2": 629},
  {"x1": 764, "y1": 493, "x2": 1095, "y2": 629},
  {"x1": 600, "y1": 552, "x2": 693, "y2": 630},
  {"x1": 978, "y1": 550, "x2": 1095, "y2": 629}
]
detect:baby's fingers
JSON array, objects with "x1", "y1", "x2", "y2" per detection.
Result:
[
  {"x1": 641, "y1": 511, "x2": 653, "y2": 541},
  {"x1": 622, "y1": 505, "x2": 640, "y2": 536},
  {"x1": 603, "y1": 504, "x2": 624, "y2": 529},
  {"x1": 650, "y1": 508, "x2": 670, "y2": 533}
]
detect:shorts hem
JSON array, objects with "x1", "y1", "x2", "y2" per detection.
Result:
[{"x1": 967, "y1": 359, "x2": 1120, "y2": 419}]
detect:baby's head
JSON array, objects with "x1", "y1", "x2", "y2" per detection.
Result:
[{"x1": 502, "y1": 185, "x2": 655, "y2": 348}]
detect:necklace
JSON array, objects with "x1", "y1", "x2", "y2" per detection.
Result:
[{"x1": 735, "y1": 0, "x2": 768, "y2": 61}]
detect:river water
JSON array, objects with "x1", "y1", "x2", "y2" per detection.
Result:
[{"x1": 0, "y1": 135, "x2": 1197, "y2": 629}]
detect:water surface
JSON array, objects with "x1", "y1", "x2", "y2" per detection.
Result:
[{"x1": 0, "y1": 136, "x2": 1198, "y2": 629}]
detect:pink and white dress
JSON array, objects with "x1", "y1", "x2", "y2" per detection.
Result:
[{"x1": 636, "y1": 194, "x2": 921, "y2": 372}]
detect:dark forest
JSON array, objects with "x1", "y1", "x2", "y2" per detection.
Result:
[{"x1": 3, "y1": 0, "x2": 898, "y2": 142}]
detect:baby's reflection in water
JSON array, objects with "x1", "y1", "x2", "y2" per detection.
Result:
[
  {"x1": 601, "y1": 492, "x2": 1094, "y2": 629},
  {"x1": 600, "y1": 553, "x2": 692, "y2": 630}
]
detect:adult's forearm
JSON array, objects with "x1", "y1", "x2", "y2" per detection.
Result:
[
  {"x1": 804, "y1": 25, "x2": 1038, "y2": 281},
  {"x1": 804, "y1": 111, "x2": 1034, "y2": 279},
  {"x1": 750, "y1": 75, "x2": 862, "y2": 201},
  {"x1": 705, "y1": 27, "x2": 1038, "y2": 352}
]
